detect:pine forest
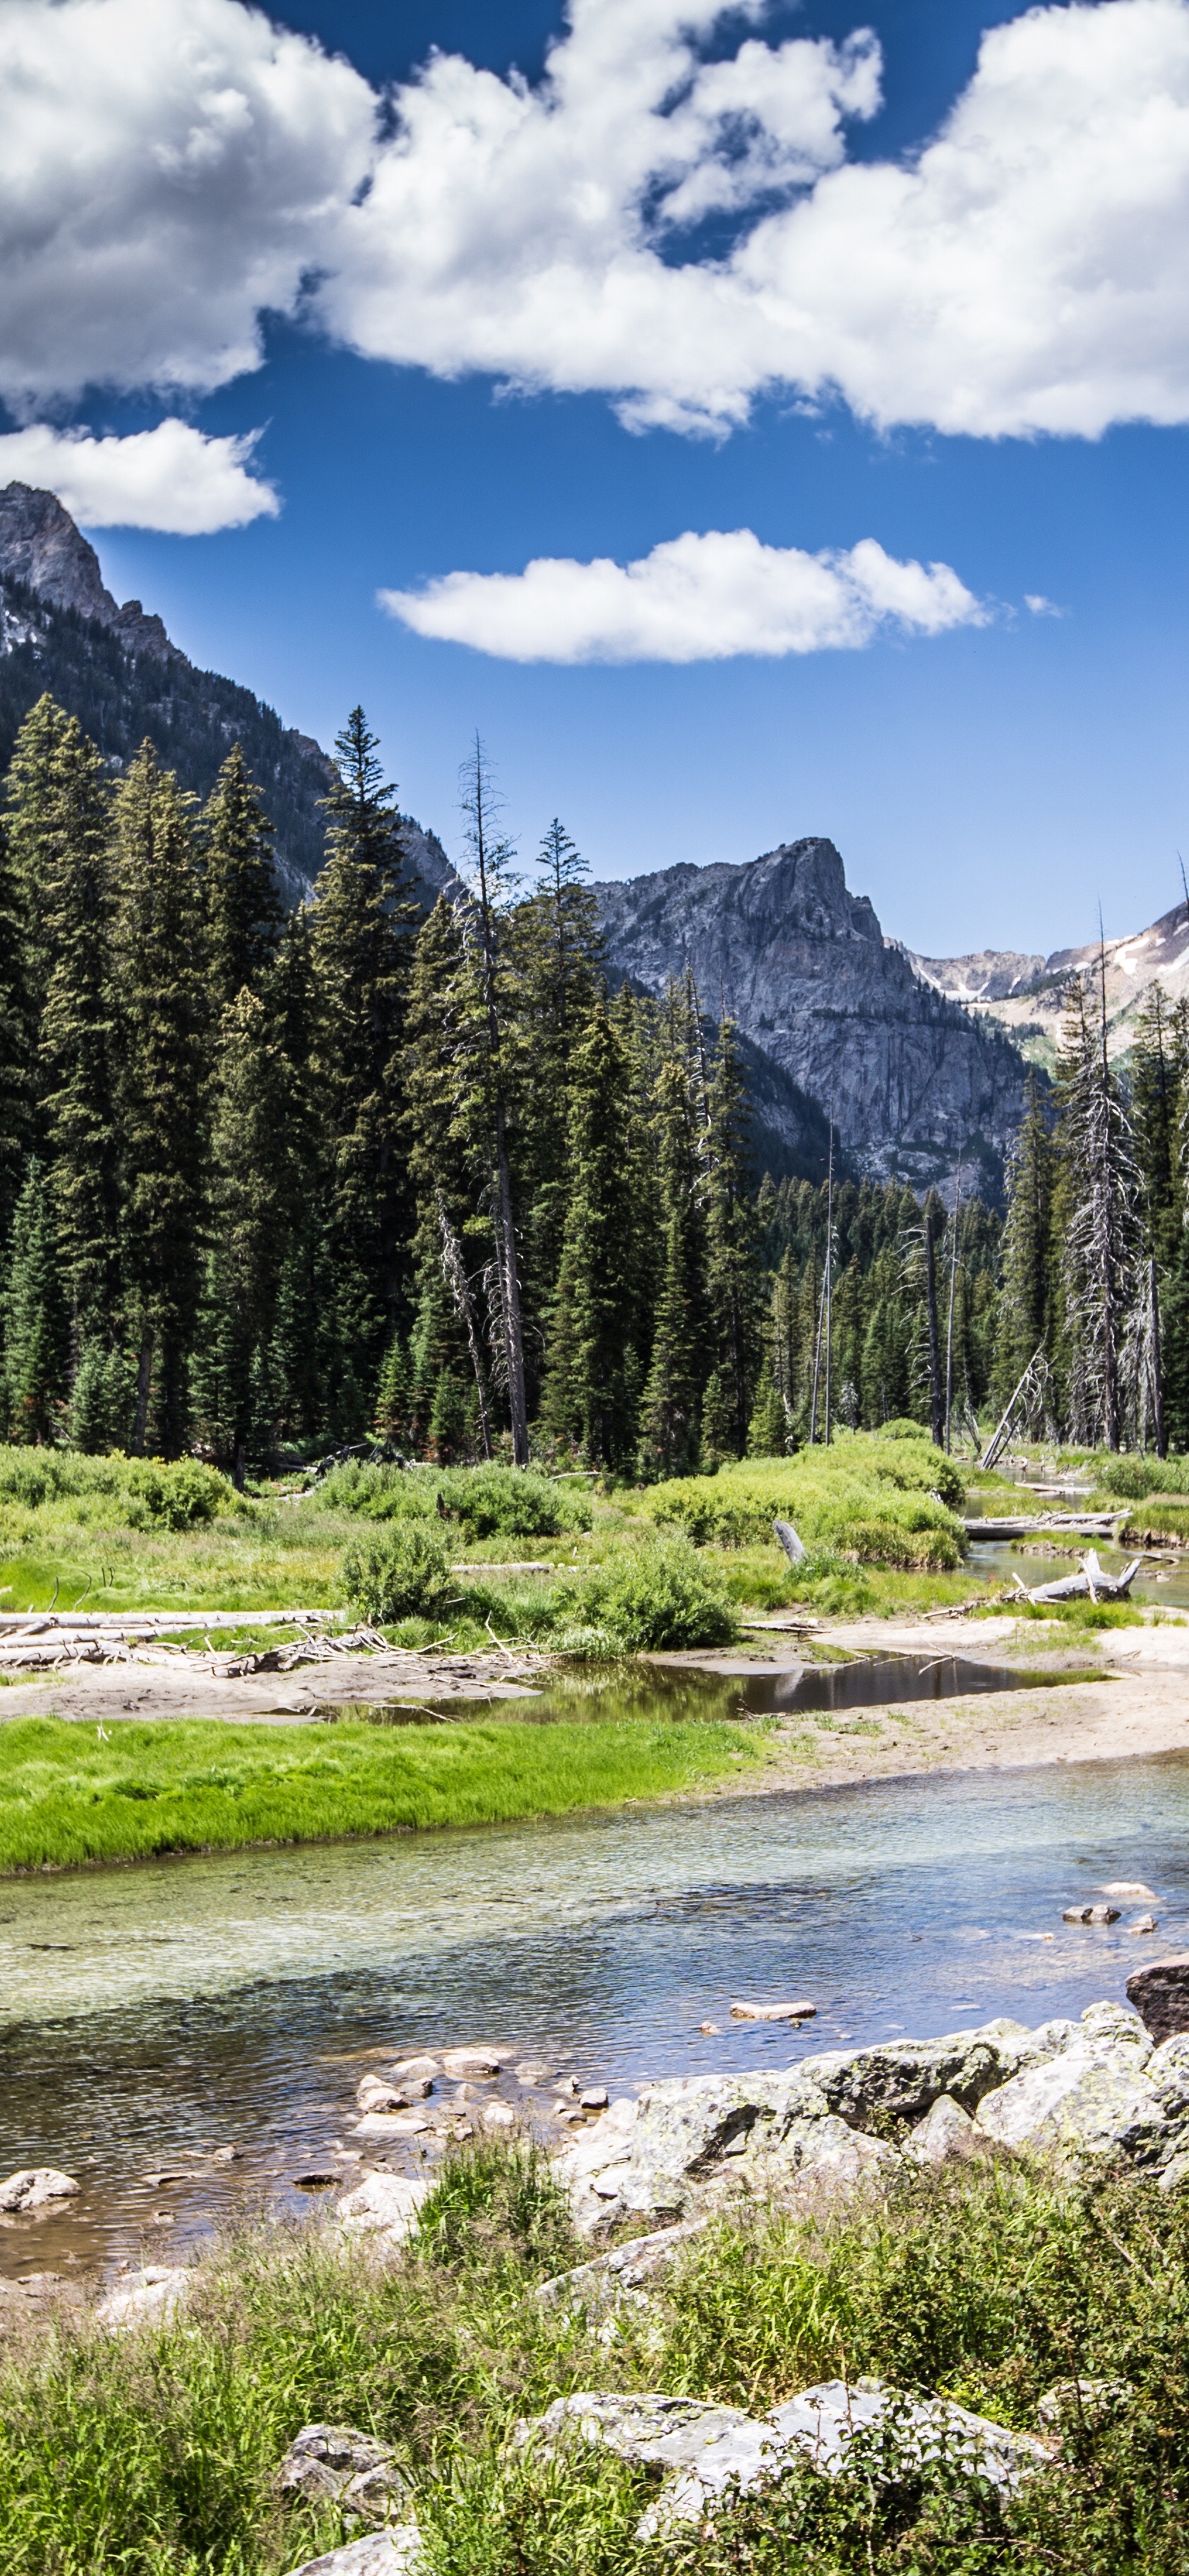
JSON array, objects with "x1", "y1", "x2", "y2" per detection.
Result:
[{"x1": 1, "y1": 691, "x2": 1185, "y2": 1475}]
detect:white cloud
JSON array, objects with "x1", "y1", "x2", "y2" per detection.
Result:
[
  {"x1": 6, "y1": 0, "x2": 1189, "y2": 444},
  {"x1": 0, "y1": 0, "x2": 374, "y2": 406},
  {"x1": 0, "y1": 419, "x2": 278, "y2": 530},
  {"x1": 379, "y1": 528, "x2": 986, "y2": 662},
  {"x1": 1025, "y1": 592, "x2": 1065, "y2": 616}
]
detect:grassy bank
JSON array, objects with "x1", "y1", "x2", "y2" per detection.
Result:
[
  {"x1": 0, "y1": 1709, "x2": 773, "y2": 1871},
  {"x1": 1, "y1": 2141, "x2": 1187, "y2": 2572}
]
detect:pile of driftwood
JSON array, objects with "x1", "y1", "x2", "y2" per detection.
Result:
[{"x1": 0, "y1": 1610, "x2": 383, "y2": 1678}]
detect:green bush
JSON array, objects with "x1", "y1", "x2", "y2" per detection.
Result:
[
  {"x1": 578, "y1": 1533, "x2": 736, "y2": 1650},
  {"x1": 642, "y1": 1439, "x2": 965, "y2": 1565},
  {"x1": 313, "y1": 1460, "x2": 437, "y2": 1521},
  {"x1": 340, "y1": 1521, "x2": 452, "y2": 1622},
  {"x1": 1099, "y1": 1454, "x2": 1189, "y2": 1501},
  {"x1": 441, "y1": 1465, "x2": 591, "y2": 1541},
  {"x1": 0, "y1": 1449, "x2": 230, "y2": 1527}
]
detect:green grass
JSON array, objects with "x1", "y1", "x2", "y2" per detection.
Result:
[
  {"x1": 637, "y1": 1441, "x2": 967, "y2": 1570},
  {"x1": 1, "y1": 2142, "x2": 1188, "y2": 2572},
  {"x1": 0, "y1": 1710, "x2": 775, "y2": 1871}
]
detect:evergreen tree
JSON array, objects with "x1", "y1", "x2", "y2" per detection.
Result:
[
  {"x1": 310, "y1": 709, "x2": 417, "y2": 1436},
  {"x1": 109, "y1": 743, "x2": 209, "y2": 1456},
  {"x1": 37, "y1": 715, "x2": 119, "y2": 1364},
  {"x1": 992, "y1": 1069, "x2": 1056, "y2": 1418},
  {"x1": 539, "y1": 1005, "x2": 637, "y2": 1467},
  {"x1": 1, "y1": 1162, "x2": 67, "y2": 1443},
  {"x1": 191, "y1": 989, "x2": 300, "y2": 1481},
  {"x1": 703, "y1": 1015, "x2": 761, "y2": 1457},
  {"x1": 637, "y1": 988, "x2": 707, "y2": 1479},
  {"x1": 403, "y1": 895, "x2": 491, "y2": 1455},
  {"x1": 203, "y1": 744, "x2": 284, "y2": 1008},
  {"x1": 513, "y1": 817, "x2": 604, "y2": 1379},
  {"x1": 456, "y1": 737, "x2": 530, "y2": 1465}
]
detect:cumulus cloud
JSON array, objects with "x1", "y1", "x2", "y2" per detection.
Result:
[
  {"x1": 0, "y1": 0, "x2": 374, "y2": 406},
  {"x1": 379, "y1": 528, "x2": 986, "y2": 662},
  {"x1": 1025, "y1": 592, "x2": 1065, "y2": 616},
  {"x1": 0, "y1": 419, "x2": 278, "y2": 530},
  {"x1": 8, "y1": 0, "x2": 1189, "y2": 443}
]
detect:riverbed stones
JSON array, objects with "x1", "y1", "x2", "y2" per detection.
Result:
[
  {"x1": 441, "y1": 2047, "x2": 503, "y2": 2077},
  {"x1": 974, "y1": 2016, "x2": 1166, "y2": 2169},
  {"x1": 357, "y1": 2075, "x2": 433, "y2": 2113},
  {"x1": 516, "y1": 2390, "x2": 787, "y2": 2535},
  {"x1": 387, "y1": 2056, "x2": 438, "y2": 2082},
  {"x1": 285, "y1": 2530, "x2": 423, "y2": 2576},
  {"x1": 0, "y1": 2166, "x2": 79, "y2": 2212},
  {"x1": 1127, "y1": 1957, "x2": 1189, "y2": 2042},
  {"x1": 278, "y1": 2424, "x2": 408, "y2": 2520}
]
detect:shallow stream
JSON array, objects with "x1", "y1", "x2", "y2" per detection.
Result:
[{"x1": 1, "y1": 1746, "x2": 1187, "y2": 2283}]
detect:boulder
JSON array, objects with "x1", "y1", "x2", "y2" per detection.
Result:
[
  {"x1": 904, "y1": 2094, "x2": 980, "y2": 2166},
  {"x1": 1127, "y1": 1957, "x2": 1189, "y2": 2044},
  {"x1": 0, "y1": 2166, "x2": 78, "y2": 2212},
  {"x1": 580, "y1": 2087, "x2": 610, "y2": 2110},
  {"x1": 535, "y1": 2220, "x2": 707, "y2": 2312},
  {"x1": 387, "y1": 2057, "x2": 438, "y2": 2082},
  {"x1": 279, "y1": 2424, "x2": 407, "y2": 2521},
  {"x1": 335, "y1": 2174, "x2": 429, "y2": 2248},
  {"x1": 769, "y1": 2379, "x2": 1051, "y2": 2496},
  {"x1": 515, "y1": 2390, "x2": 786, "y2": 2536},
  {"x1": 481, "y1": 2101, "x2": 515, "y2": 2133},
  {"x1": 975, "y1": 2027, "x2": 1167, "y2": 2171},
  {"x1": 352, "y1": 2114, "x2": 432, "y2": 2140},
  {"x1": 285, "y1": 2531, "x2": 423, "y2": 2576},
  {"x1": 1036, "y1": 2379, "x2": 1132, "y2": 2430},
  {"x1": 801, "y1": 2017, "x2": 1070, "y2": 2132},
  {"x1": 95, "y1": 2265, "x2": 190, "y2": 2329}
]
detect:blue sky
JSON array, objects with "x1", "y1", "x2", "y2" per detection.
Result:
[{"x1": 3, "y1": 0, "x2": 1189, "y2": 958}]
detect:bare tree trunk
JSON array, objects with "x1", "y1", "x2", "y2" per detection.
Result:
[
  {"x1": 462, "y1": 735, "x2": 530, "y2": 1467},
  {"x1": 924, "y1": 1211, "x2": 943, "y2": 1446},
  {"x1": 823, "y1": 1116, "x2": 834, "y2": 1445},
  {"x1": 1150, "y1": 1255, "x2": 1166, "y2": 1459},
  {"x1": 495, "y1": 1111, "x2": 529, "y2": 1465},
  {"x1": 132, "y1": 1324, "x2": 153, "y2": 1456},
  {"x1": 437, "y1": 1190, "x2": 494, "y2": 1460},
  {"x1": 808, "y1": 1266, "x2": 826, "y2": 1444}
]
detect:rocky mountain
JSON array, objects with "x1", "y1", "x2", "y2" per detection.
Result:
[
  {"x1": 910, "y1": 900, "x2": 1189, "y2": 1071},
  {"x1": 597, "y1": 838, "x2": 1033, "y2": 1195},
  {"x1": 0, "y1": 483, "x2": 456, "y2": 913}
]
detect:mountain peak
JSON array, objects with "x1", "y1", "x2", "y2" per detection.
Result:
[{"x1": 0, "y1": 482, "x2": 175, "y2": 660}]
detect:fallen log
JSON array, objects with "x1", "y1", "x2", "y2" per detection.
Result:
[
  {"x1": 1014, "y1": 1550, "x2": 1142, "y2": 1606},
  {"x1": 965, "y1": 1513, "x2": 1127, "y2": 1541}
]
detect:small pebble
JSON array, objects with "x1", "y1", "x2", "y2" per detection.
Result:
[{"x1": 699, "y1": 2022, "x2": 721, "y2": 2035}]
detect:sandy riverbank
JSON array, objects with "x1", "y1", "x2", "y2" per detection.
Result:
[{"x1": 662, "y1": 1611, "x2": 1189, "y2": 1796}]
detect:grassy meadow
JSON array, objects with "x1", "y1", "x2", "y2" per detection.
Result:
[{"x1": 1, "y1": 2138, "x2": 1187, "y2": 2574}]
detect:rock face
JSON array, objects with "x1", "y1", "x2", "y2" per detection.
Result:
[
  {"x1": 0, "y1": 482, "x2": 460, "y2": 917},
  {"x1": 1126, "y1": 1957, "x2": 1189, "y2": 2043},
  {"x1": 596, "y1": 839, "x2": 1032, "y2": 1190},
  {"x1": 556, "y1": 2003, "x2": 1189, "y2": 2233}
]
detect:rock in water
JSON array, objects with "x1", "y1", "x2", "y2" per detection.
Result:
[
  {"x1": 730, "y1": 1999, "x2": 815, "y2": 2022},
  {"x1": 278, "y1": 2424, "x2": 407, "y2": 2520},
  {"x1": 0, "y1": 2167, "x2": 78, "y2": 2212},
  {"x1": 1127, "y1": 1957, "x2": 1189, "y2": 2043}
]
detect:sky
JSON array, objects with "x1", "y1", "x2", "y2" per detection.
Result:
[{"x1": 3, "y1": 0, "x2": 1189, "y2": 958}]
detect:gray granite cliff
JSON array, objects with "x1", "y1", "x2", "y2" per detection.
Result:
[{"x1": 597, "y1": 837, "x2": 1034, "y2": 1193}]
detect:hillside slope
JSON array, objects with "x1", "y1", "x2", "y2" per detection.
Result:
[
  {"x1": 911, "y1": 900, "x2": 1189, "y2": 1070},
  {"x1": 0, "y1": 483, "x2": 455, "y2": 912}
]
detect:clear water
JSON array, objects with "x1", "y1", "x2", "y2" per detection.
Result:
[
  {"x1": 732, "y1": 1655, "x2": 1087, "y2": 1716},
  {"x1": 1, "y1": 1751, "x2": 1187, "y2": 2280}
]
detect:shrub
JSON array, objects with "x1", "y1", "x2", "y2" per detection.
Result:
[
  {"x1": 440, "y1": 1465, "x2": 591, "y2": 1541},
  {"x1": 313, "y1": 1460, "x2": 437, "y2": 1520},
  {"x1": 341, "y1": 1521, "x2": 452, "y2": 1622},
  {"x1": 578, "y1": 1534, "x2": 736, "y2": 1650},
  {"x1": 641, "y1": 1439, "x2": 965, "y2": 1564},
  {"x1": 1099, "y1": 1454, "x2": 1189, "y2": 1502},
  {"x1": 0, "y1": 1449, "x2": 231, "y2": 1527},
  {"x1": 124, "y1": 1459, "x2": 232, "y2": 1530}
]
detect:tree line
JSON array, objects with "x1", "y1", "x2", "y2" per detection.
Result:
[{"x1": 1, "y1": 688, "x2": 1180, "y2": 1474}]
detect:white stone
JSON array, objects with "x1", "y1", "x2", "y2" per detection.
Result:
[
  {"x1": 352, "y1": 2114, "x2": 432, "y2": 2140},
  {"x1": 768, "y1": 2379, "x2": 1050, "y2": 2496},
  {"x1": 284, "y1": 2529, "x2": 423, "y2": 2576},
  {"x1": 387, "y1": 2056, "x2": 438, "y2": 2082},
  {"x1": 514, "y1": 2390, "x2": 785, "y2": 2535},
  {"x1": 481, "y1": 2101, "x2": 515, "y2": 2132},
  {"x1": 0, "y1": 2166, "x2": 78, "y2": 2212},
  {"x1": 95, "y1": 2265, "x2": 190, "y2": 2329},
  {"x1": 335, "y1": 2173, "x2": 429, "y2": 2245},
  {"x1": 441, "y1": 2048, "x2": 503, "y2": 2078},
  {"x1": 357, "y1": 2075, "x2": 432, "y2": 2113},
  {"x1": 905, "y1": 2094, "x2": 979, "y2": 2166},
  {"x1": 730, "y1": 2000, "x2": 815, "y2": 2022}
]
